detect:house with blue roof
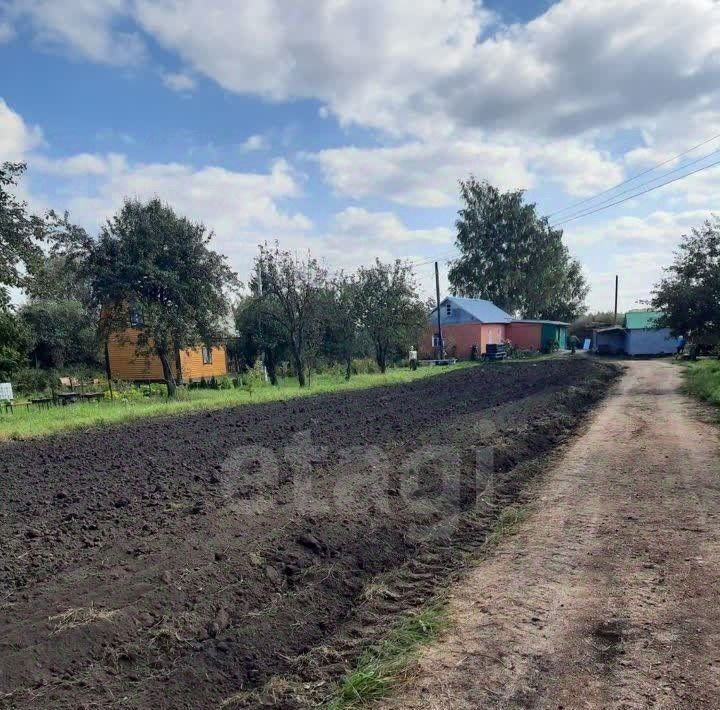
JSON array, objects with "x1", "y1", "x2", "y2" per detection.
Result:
[
  {"x1": 421, "y1": 296, "x2": 513, "y2": 358},
  {"x1": 421, "y1": 296, "x2": 570, "y2": 358}
]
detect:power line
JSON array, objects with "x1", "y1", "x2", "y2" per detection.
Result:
[
  {"x1": 551, "y1": 145, "x2": 720, "y2": 224},
  {"x1": 546, "y1": 131, "x2": 720, "y2": 218},
  {"x1": 551, "y1": 156, "x2": 720, "y2": 227}
]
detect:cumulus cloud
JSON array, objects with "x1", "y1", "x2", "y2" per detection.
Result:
[
  {"x1": 0, "y1": 99, "x2": 43, "y2": 161},
  {"x1": 9, "y1": 0, "x2": 720, "y2": 139},
  {"x1": 161, "y1": 71, "x2": 196, "y2": 92},
  {"x1": 312, "y1": 138, "x2": 533, "y2": 207},
  {"x1": 330, "y1": 207, "x2": 452, "y2": 245},
  {"x1": 238, "y1": 134, "x2": 269, "y2": 153},
  {"x1": 7, "y1": 0, "x2": 144, "y2": 65},
  {"x1": 0, "y1": 20, "x2": 15, "y2": 42},
  {"x1": 312, "y1": 135, "x2": 625, "y2": 207}
]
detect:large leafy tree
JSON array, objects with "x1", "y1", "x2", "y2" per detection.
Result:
[
  {"x1": 233, "y1": 287, "x2": 289, "y2": 386},
  {"x1": 354, "y1": 259, "x2": 426, "y2": 373},
  {"x1": 0, "y1": 162, "x2": 44, "y2": 292},
  {"x1": 0, "y1": 290, "x2": 29, "y2": 379},
  {"x1": 448, "y1": 178, "x2": 588, "y2": 320},
  {"x1": 20, "y1": 299, "x2": 99, "y2": 369},
  {"x1": 76, "y1": 198, "x2": 238, "y2": 395},
  {"x1": 322, "y1": 273, "x2": 362, "y2": 380},
  {"x1": 254, "y1": 244, "x2": 327, "y2": 387},
  {"x1": 652, "y1": 216, "x2": 720, "y2": 347}
]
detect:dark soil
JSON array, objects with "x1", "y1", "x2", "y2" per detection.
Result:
[{"x1": 0, "y1": 359, "x2": 619, "y2": 709}]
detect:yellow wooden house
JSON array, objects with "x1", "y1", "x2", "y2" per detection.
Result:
[{"x1": 105, "y1": 309, "x2": 228, "y2": 383}]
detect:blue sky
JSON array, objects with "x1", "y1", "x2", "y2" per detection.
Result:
[{"x1": 2, "y1": 0, "x2": 720, "y2": 311}]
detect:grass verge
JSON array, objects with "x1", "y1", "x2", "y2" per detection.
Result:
[
  {"x1": 325, "y1": 604, "x2": 447, "y2": 709},
  {"x1": 0, "y1": 364, "x2": 475, "y2": 441},
  {"x1": 683, "y1": 359, "x2": 720, "y2": 407},
  {"x1": 487, "y1": 506, "x2": 527, "y2": 546}
]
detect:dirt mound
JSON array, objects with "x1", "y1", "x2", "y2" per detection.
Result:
[{"x1": 0, "y1": 359, "x2": 619, "y2": 709}]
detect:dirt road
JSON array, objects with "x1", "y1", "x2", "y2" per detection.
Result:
[{"x1": 383, "y1": 359, "x2": 720, "y2": 709}]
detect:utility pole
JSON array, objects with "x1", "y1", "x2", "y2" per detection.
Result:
[
  {"x1": 435, "y1": 261, "x2": 443, "y2": 361},
  {"x1": 614, "y1": 275, "x2": 619, "y2": 325}
]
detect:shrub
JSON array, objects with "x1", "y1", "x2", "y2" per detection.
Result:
[
  {"x1": 351, "y1": 358, "x2": 381, "y2": 375},
  {"x1": 11, "y1": 367, "x2": 54, "y2": 396}
]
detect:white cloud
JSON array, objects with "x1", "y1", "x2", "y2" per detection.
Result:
[
  {"x1": 0, "y1": 20, "x2": 15, "y2": 42},
  {"x1": 567, "y1": 209, "x2": 712, "y2": 248},
  {"x1": 28, "y1": 153, "x2": 311, "y2": 273},
  {"x1": 312, "y1": 134, "x2": 625, "y2": 207},
  {"x1": 0, "y1": 99, "x2": 43, "y2": 161},
  {"x1": 238, "y1": 134, "x2": 269, "y2": 153},
  {"x1": 8, "y1": 0, "x2": 143, "y2": 65},
  {"x1": 331, "y1": 207, "x2": 452, "y2": 245},
  {"x1": 161, "y1": 71, "x2": 196, "y2": 92},
  {"x1": 10, "y1": 0, "x2": 720, "y2": 139},
  {"x1": 33, "y1": 152, "x2": 122, "y2": 176},
  {"x1": 312, "y1": 138, "x2": 533, "y2": 207}
]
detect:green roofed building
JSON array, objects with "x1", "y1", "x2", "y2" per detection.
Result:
[{"x1": 594, "y1": 309, "x2": 676, "y2": 356}]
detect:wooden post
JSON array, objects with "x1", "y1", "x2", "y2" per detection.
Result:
[
  {"x1": 104, "y1": 340, "x2": 113, "y2": 400},
  {"x1": 435, "y1": 262, "x2": 443, "y2": 360},
  {"x1": 614, "y1": 275, "x2": 619, "y2": 325}
]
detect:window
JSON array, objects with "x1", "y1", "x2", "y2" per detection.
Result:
[
  {"x1": 129, "y1": 308, "x2": 144, "y2": 327},
  {"x1": 432, "y1": 334, "x2": 443, "y2": 348},
  {"x1": 445, "y1": 302, "x2": 452, "y2": 316},
  {"x1": 202, "y1": 346, "x2": 213, "y2": 365}
]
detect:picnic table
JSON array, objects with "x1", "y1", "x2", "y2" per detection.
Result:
[
  {"x1": 30, "y1": 397, "x2": 54, "y2": 410},
  {"x1": 56, "y1": 391, "x2": 104, "y2": 405}
]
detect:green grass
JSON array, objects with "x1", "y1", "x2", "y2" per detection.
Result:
[
  {"x1": 0, "y1": 364, "x2": 475, "y2": 441},
  {"x1": 325, "y1": 604, "x2": 448, "y2": 709},
  {"x1": 684, "y1": 359, "x2": 720, "y2": 407},
  {"x1": 487, "y1": 506, "x2": 527, "y2": 546}
]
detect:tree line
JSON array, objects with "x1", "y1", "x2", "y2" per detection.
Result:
[
  {"x1": 15, "y1": 162, "x2": 714, "y2": 396},
  {"x1": 0, "y1": 162, "x2": 428, "y2": 394}
]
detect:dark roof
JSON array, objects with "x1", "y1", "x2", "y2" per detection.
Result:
[
  {"x1": 512, "y1": 319, "x2": 569, "y2": 326},
  {"x1": 441, "y1": 296, "x2": 514, "y2": 323}
]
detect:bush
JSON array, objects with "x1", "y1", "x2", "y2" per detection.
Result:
[
  {"x1": 351, "y1": 358, "x2": 381, "y2": 375},
  {"x1": 685, "y1": 360, "x2": 720, "y2": 406},
  {"x1": 11, "y1": 367, "x2": 54, "y2": 396}
]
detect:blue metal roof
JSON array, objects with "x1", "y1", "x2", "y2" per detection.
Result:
[{"x1": 442, "y1": 296, "x2": 514, "y2": 323}]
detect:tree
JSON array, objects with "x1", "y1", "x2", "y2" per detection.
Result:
[
  {"x1": 322, "y1": 274, "x2": 361, "y2": 380},
  {"x1": 0, "y1": 162, "x2": 44, "y2": 290},
  {"x1": 0, "y1": 290, "x2": 29, "y2": 379},
  {"x1": 448, "y1": 178, "x2": 588, "y2": 320},
  {"x1": 20, "y1": 299, "x2": 99, "y2": 369},
  {"x1": 82, "y1": 198, "x2": 238, "y2": 396},
  {"x1": 652, "y1": 216, "x2": 720, "y2": 350},
  {"x1": 254, "y1": 244, "x2": 327, "y2": 387},
  {"x1": 233, "y1": 291, "x2": 289, "y2": 386},
  {"x1": 354, "y1": 259, "x2": 426, "y2": 373}
]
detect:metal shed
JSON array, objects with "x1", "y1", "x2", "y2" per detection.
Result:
[
  {"x1": 623, "y1": 311, "x2": 675, "y2": 356},
  {"x1": 593, "y1": 326, "x2": 626, "y2": 355}
]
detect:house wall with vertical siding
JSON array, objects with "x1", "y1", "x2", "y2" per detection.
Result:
[
  {"x1": 625, "y1": 328, "x2": 674, "y2": 356},
  {"x1": 506, "y1": 322, "x2": 542, "y2": 349}
]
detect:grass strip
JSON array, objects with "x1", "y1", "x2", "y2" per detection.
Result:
[
  {"x1": 0, "y1": 364, "x2": 475, "y2": 441},
  {"x1": 325, "y1": 604, "x2": 447, "y2": 709}
]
